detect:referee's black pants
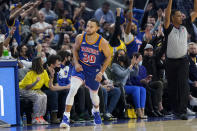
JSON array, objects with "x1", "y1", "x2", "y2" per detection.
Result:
[{"x1": 166, "y1": 57, "x2": 189, "y2": 114}]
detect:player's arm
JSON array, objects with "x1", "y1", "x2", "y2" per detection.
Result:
[
  {"x1": 191, "y1": 0, "x2": 197, "y2": 22},
  {"x1": 100, "y1": 39, "x2": 111, "y2": 74},
  {"x1": 73, "y1": 34, "x2": 82, "y2": 66},
  {"x1": 164, "y1": 0, "x2": 172, "y2": 29}
]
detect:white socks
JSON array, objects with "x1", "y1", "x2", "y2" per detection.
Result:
[{"x1": 64, "y1": 112, "x2": 70, "y2": 118}]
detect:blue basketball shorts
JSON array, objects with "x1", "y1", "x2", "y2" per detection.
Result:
[{"x1": 71, "y1": 63, "x2": 101, "y2": 91}]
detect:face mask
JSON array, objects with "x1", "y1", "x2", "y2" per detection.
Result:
[
  {"x1": 12, "y1": 42, "x2": 18, "y2": 47},
  {"x1": 65, "y1": 61, "x2": 70, "y2": 66},
  {"x1": 118, "y1": 55, "x2": 127, "y2": 62},
  {"x1": 55, "y1": 67, "x2": 60, "y2": 72},
  {"x1": 66, "y1": 50, "x2": 72, "y2": 54},
  {"x1": 190, "y1": 53, "x2": 196, "y2": 57},
  {"x1": 131, "y1": 29, "x2": 138, "y2": 36},
  {"x1": 27, "y1": 40, "x2": 35, "y2": 46},
  {"x1": 42, "y1": 57, "x2": 47, "y2": 63},
  {"x1": 138, "y1": 61, "x2": 143, "y2": 66}
]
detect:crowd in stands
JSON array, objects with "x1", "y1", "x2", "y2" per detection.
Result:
[{"x1": 1, "y1": 0, "x2": 197, "y2": 125}]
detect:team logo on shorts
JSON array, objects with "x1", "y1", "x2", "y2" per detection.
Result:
[
  {"x1": 82, "y1": 42, "x2": 86, "y2": 44},
  {"x1": 96, "y1": 69, "x2": 99, "y2": 72}
]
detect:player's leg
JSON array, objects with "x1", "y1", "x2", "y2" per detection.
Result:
[
  {"x1": 89, "y1": 88, "x2": 102, "y2": 125},
  {"x1": 60, "y1": 77, "x2": 83, "y2": 128}
]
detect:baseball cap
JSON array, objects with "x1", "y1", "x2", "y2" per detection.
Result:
[{"x1": 144, "y1": 44, "x2": 153, "y2": 50}]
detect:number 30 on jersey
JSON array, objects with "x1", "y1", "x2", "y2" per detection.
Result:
[{"x1": 83, "y1": 53, "x2": 96, "y2": 63}]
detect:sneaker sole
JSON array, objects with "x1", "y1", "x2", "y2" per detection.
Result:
[{"x1": 60, "y1": 123, "x2": 70, "y2": 128}]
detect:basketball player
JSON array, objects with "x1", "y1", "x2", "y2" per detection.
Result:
[{"x1": 60, "y1": 18, "x2": 111, "y2": 128}]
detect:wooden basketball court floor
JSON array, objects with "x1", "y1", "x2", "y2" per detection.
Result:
[{"x1": 1, "y1": 116, "x2": 197, "y2": 131}]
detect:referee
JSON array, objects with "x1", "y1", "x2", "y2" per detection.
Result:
[{"x1": 164, "y1": 0, "x2": 197, "y2": 120}]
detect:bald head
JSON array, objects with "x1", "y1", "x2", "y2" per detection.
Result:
[{"x1": 189, "y1": 42, "x2": 197, "y2": 57}]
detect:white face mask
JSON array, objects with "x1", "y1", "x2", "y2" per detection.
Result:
[
  {"x1": 12, "y1": 42, "x2": 18, "y2": 47},
  {"x1": 42, "y1": 57, "x2": 47, "y2": 63},
  {"x1": 138, "y1": 61, "x2": 143, "y2": 66},
  {"x1": 27, "y1": 40, "x2": 35, "y2": 46},
  {"x1": 66, "y1": 50, "x2": 71, "y2": 53}
]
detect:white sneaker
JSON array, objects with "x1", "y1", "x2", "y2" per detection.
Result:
[
  {"x1": 187, "y1": 108, "x2": 196, "y2": 116},
  {"x1": 60, "y1": 113, "x2": 70, "y2": 128},
  {"x1": 32, "y1": 117, "x2": 42, "y2": 125},
  {"x1": 39, "y1": 116, "x2": 49, "y2": 125},
  {"x1": 190, "y1": 98, "x2": 197, "y2": 106}
]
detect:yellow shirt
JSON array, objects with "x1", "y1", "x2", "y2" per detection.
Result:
[
  {"x1": 109, "y1": 40, "x2": 127, "y2": 64},
  {"x1": 19, "y1": 70, "x2": 50, "y2": 90},
  {"x1": 56, "y1": 19, "x2": 76, "y2": 33}
]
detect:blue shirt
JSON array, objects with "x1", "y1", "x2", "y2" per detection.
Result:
[
  {"x1": 125, "y1": 37, "x2": 142, "y2": 58},
  {"x1": 127, "y1": 65, "x2": 147, "y2": 86},
  {"x1": 6, "y1": 19, "x2": 21, "y2": 45},
  {"x1": 57, "y1": 64, "x2": 72, "y2": 86},
  {"x1": 94, "y1": 8, "x2": 115, "y2": 24}
]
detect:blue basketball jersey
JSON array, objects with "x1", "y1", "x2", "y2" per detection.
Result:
[
  {"x1": 126, "y1": 37, "x2": 142, "y2": 58},
  {"x1": 78, "y1": 32, "x2": 105, "y2": 67}
]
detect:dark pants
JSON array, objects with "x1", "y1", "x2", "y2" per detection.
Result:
[
  {"x1": 145, "y1": 81, "x2": 163, "y2": 112},
  {"x1": 42, "y1": 89, "x2": 69, "y2": 117},
  {"x1": 190, "y1": 85, "x2": 197, "y2": 98},
  {"x1": 74, "y1": 86, "x2": 92, "y2": 115},
  {"x1": 166, "y1": 57, "x2": 189, "y2": 114}
]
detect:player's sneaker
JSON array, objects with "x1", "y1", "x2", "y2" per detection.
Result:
[
  {"x1": 92, "y1": 109, "x2": 102, "y2": 125},
  {"x1": 32, "y1": 117, "x2": 42, "y2": 125},
  {"x1": 40, "y1": 116, "x2": 49, "y2": 125},
  {"x1": 60, "y1": 114, "x2": 70, "y2": 128}
]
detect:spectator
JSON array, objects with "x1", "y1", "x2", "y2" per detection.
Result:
[
  {"x1": 40, "y1": 0, "x2": 57, "y2": 23},
  {"x1": 54, "y1": 0, "x2": 65, "y2": 19},
  {"x1": 42, "y1": 55, "x2": 70, "y2": 123},
  {"x1": 56, "y1": 34, "x2": 71, "y2": 49},
  {"x1": 100, "y1": 73, "x2": 121, "y2": 120},
  {"x1": 42, "y1": 42, "x2": 56, "y2": 56},
  {"x1": 19, "y1": 57, "x2": 51, "y2": 124},
  {"x1": 111, "y1": 49, "x2": 147, "y2": 118},
  {"x1": 17, "y1": 44, "x2": 32, "y2": 69},
  {"x1": 139, "y1": 43, "x2": 164, "y2": 116},
  {"x1": 73, "y1": 2, "x2": 93, "y2": 24},
  {"x1": 188, "y1": 43, "x2": 197, "y2": 100},
  {"x1": 31, "y1": 11, "x2": 54, "y2": 43},
  {"x1": 94, "y1": 2, "x2": 115, "y2": 24},
  {"x1": 124, "y1": 0, "x2": 143, "y2": 58},
  {"x1": 107, "y1": 8, "x2": 126, "y2": 63},
  {"x1": 57, "y1": 51, "x2": 72, "y2": 86},
  {"x1": 0, "y1": 27, "x2": 15, "y2": 58},
  {"x1": 6, "y1": 1, "x2": 40, "y2": 45}
]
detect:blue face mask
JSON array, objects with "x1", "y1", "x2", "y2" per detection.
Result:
[
  {"x1": 138, "y1": 61, "x2": 142, "y2": 66},
  {"x1": 27, "y1": 40, "x2": 35, "y2": 46}
]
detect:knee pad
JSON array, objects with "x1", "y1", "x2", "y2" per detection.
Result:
[
  {"x1": 66, "y1": 77, "x2": 83, "y2": 105},
  {"x1": 90, "y1": 90, "x2": 100, "y2": 106}
]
